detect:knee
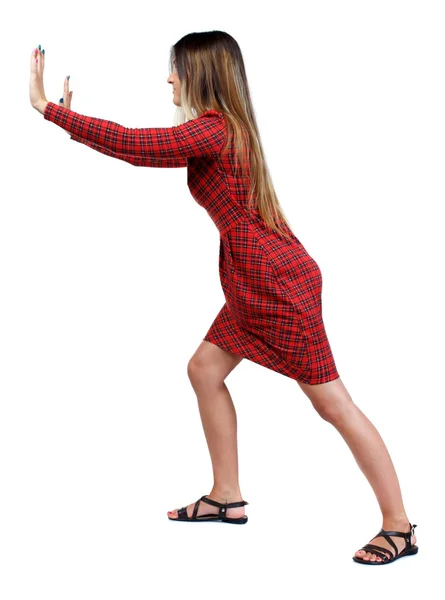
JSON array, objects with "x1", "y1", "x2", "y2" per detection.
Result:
[
  {"x1": 312, "y1": 391, "x2": 354, "y2": 423},
  {"x1": 187, "y1": 355, "x2": 222, "y2": 390},
  {"x1": 300, "y1": 379, "x2": 354, "y2": 423}
]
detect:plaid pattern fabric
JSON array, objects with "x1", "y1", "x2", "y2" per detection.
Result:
[{"x1": 44, "y1": 102, "x2": 339, "y2": 384}]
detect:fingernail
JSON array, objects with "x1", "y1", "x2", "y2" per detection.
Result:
[
  {"x1": 60, "y1": 98, "x2": 64, "y2": 103},
  {"x1": 67, "y1": 75, "x2": 70, "y2": 80},
  {"x1": 36, "y1": 59, "x2": 38, "y2": 63},
  {"x1": 42, "y1": 49, "x2": 45, "y2": 54},
  {"x1": 38, "y1": 45, "x2": 41, "y2": 50}
]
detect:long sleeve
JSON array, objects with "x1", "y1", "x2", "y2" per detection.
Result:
[
  {"x1": 43, "y1": 102, "x2": 226, "y2": 161},
  {"x1": 68, "y1": 133, "x2": 188, "y2": 168}
]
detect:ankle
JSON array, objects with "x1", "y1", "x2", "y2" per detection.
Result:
[
  {"x1": 210, "y1": 486, "x2": 243, "y2": 501},
  {"x1": 382, "y1": 515, "x2": 409, "y2": 530},
  {"x1": 382, "y1": 514, "x2": 410, "y2": 526}
]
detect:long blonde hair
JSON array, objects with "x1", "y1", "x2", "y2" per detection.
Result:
[{"x1": 169, "y1": 30, "x2": 294, "y2": 241}]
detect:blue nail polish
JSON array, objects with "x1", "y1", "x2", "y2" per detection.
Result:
[
  {"x1": 67, "y1": 75, "x2": 70, "y2": 80},
  {"x1": 60, "y1": 98, "x2": 64, "y2": 103},
  {"x1": 38, "y1": 45, "x2": 41, "y2": 50},
  {"x1": 42, "y1": 49, "x2": 45, "y2": 54}
]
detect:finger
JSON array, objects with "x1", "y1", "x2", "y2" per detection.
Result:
[
  {"x1": 64, "y1": 76, "x2": 70, "y2": 101},
  {"x1": 38, "y1": 48, "x2": 44, "y2": 79},
  {"x1": 36, "y1": 48, "x2": 41, "y2": 78},
  {"x1": 37, "y1": 49, "x2": 44, "y2": 94},
  {"x1": 60, "y1": 76, "x2": 69, "y2": 108},
  {"x1": 31, "y1": 47, "x2": 39, "y2": 73},
  {"x1": 30, "y1": 48, "x2": 36, "y2": 71},
  {"x1": 38, "y1": 49, "x2": 43, "y2": 87}
]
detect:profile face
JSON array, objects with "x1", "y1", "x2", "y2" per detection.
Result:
[{"x1": 167, "y1": 59, "x2": 181, "y2": 106}]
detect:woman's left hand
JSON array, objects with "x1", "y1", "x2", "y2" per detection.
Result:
[{"x1": 30, "y1": 46, "x2": 48, "y2": 114}]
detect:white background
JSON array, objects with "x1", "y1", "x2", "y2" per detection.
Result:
[{"x1": 1, "y1": 0, "x2": 444, "y2": 598}]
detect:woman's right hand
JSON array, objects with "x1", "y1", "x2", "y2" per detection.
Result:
[
  {"x1": 60, "y1": 76, "x2": 73, "y2": 135},
  {"x1": 60, "y1": 76, "x2": 73, "y2": 109}
]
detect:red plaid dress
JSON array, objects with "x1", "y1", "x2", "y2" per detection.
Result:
[{"x1": 44, "y1": 102, "x2": 339, "y2": 384}]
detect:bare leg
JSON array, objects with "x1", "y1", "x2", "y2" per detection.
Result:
[
  {"x1": 168, "y1": 341, "x2": 247, "y2": 520},
  {"x1": 297, "y1": 377, "x2": 417, "y2": 562}
]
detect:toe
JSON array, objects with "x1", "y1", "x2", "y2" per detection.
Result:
[{"x1": 168, "y1": 509, "x2": 178, "y2": 519}]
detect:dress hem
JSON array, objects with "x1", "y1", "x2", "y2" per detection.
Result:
[{"x1": 203, "y1": 334, "x2": 340, "y2": 385}]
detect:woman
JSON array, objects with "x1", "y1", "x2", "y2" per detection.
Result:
[{"x1": 29, "y1": 31, "x2": 418, "y2": 565}]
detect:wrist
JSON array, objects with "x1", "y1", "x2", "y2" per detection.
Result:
[{"x1": 36, "y1": 100, "x2": 49, "y2": 115}]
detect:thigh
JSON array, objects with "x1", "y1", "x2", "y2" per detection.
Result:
[{"x1": 189, "y1": 340, "x2": 244, "y2": 382}]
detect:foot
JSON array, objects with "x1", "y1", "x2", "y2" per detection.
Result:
[
  {"x1": 167, "y1": 491, "x2": 246, "y2": 520},
  {"x1": 354, "y1": 518, "x2": 417, "y2": 562}
]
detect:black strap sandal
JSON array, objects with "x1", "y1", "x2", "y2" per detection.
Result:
[
  {"x1": 168, "y1": 495, "x2": 249, "y2": 524},
  {"x1": 352, "y1": 523, "x2": 418, "y2": 565}
]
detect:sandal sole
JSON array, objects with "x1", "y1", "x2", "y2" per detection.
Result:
[
  {"x1": 168, "y1": 516, "x2": 248, "y2": 524},
  {"x1": 352, "y1": 545, "x2": 419, "y2": 565}
]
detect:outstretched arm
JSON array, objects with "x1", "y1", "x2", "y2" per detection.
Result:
[
  {"x1": 43, "y1": 102, "x2": 226, "y2": 161},
  {"x1": 68, "y1": 133, "x2": 188, "y2": 168}
]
